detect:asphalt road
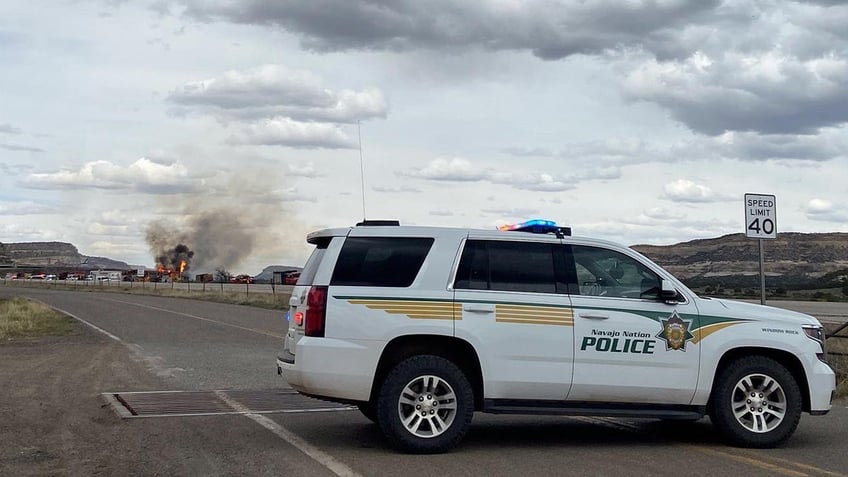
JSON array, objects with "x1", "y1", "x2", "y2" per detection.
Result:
[{"x1": 2, "y1": 286, "x2": 846, "y2": 477}]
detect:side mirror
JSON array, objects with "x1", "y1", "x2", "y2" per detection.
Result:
[{"x1": 660, "y1": 279, "x2": 681, "y2": 303}]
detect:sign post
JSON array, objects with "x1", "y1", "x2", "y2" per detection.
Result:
[{"x1": 744, "y1": 193, "x2": 777, "y2": 305}]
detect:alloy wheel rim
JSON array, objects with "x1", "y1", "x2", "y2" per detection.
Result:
[
  {"x1": 397, "y1": 374, "x2": 458, "y2": 438},
  {"x1": 730, "y1": 373, "x2": 787, "y2": 433}
]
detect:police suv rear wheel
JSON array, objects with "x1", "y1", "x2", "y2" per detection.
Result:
[
  {"x1": 710, "y1": 356, "x2": 802, "y2": 448},
  {"x1": 376, "y1": 355, "x2": 474, "y2": 454}
]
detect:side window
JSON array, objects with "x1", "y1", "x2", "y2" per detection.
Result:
[
  {"x1": 297, "y1": 237, "x2": 331, "y2": 286},
  {"x1": 331, "y1": 237, "x2": 434, "y2": 287},
  {"x1": 455, "y1": 240, "x2": 558, "y2": 294},
  {"x1": 571, "y1": 245, "x2": 660, "y2": 300}
]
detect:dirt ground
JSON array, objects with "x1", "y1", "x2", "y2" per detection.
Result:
[{"x1": 0, "y1": 322, "x2": 320, "y2": 477}]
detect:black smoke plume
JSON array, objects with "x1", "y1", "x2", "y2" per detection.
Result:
[
  {"x1": 155, "y1": 243, "x2": 194, "y2": 274},
  {"x1": 145, "y1": 208, "x2": 255, "y2": 274}
]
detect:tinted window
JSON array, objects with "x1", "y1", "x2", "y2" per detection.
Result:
[
  {"x1": 455, "y1": 240, "x2": 559, "y2": 294},
  {"x1": 331, "y1": 237, "x2": 434, "y2": 287},
  {"x1": 296, "y1": 237, "x2": 330, "y2": 286},
  {"x1": 571, "y1": 245, "x2": 660, "y2": 299}
]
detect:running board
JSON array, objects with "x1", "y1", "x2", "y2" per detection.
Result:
[{"x1": 483, "y1": 399, "x2": 705, "y2": 420}]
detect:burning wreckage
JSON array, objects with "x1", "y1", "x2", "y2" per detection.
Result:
[{"x1": 154, "y1": 244, "x2": 194, "y2": 282}]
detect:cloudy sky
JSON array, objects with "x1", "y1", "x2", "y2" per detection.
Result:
[{"x1": 2, "y1": 0, "x2": 847, "y2": 273}]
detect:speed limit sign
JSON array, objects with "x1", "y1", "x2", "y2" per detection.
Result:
[{"x1": 744, "y1": 193, "x2": 777, "y2": 239}]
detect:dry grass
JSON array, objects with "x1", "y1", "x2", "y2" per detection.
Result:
[
  {"x1": 0, "y1": 297, "x2": 77, "y2": 339},
  {"x1": 831, "y1": 356, "x2": 848, "y2": 399}
]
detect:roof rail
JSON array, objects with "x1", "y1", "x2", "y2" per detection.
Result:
[{"x1": 355, "y1": 220, "x2": 400, "y2": 226}]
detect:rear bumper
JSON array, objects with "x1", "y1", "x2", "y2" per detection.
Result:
[{"x1": 277, "y1": 336, "x2": 381, "y2": 402}]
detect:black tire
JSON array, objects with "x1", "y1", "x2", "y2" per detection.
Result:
[
  {"x1": 357, "y1": 402, "x2": 378, "y2": 424},
  {"x1": 709, "y1": 356, "x2": 802, "y2": 448},
  {"x1": 376, "y1": 355, "x2": 474, "y2": 454}
]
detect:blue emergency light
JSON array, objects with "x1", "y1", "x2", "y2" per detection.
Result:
[{"x1": 498, "y1": 219, "x2": 572, "y2": 237}]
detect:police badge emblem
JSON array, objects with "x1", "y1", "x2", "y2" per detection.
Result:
[{"x1": 656, "y1": 311, "x2": 694, "y2": 351}]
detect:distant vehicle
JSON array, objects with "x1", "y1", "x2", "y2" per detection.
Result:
[
  {"x1": 30, "y1": 274, "x2": 46, "y2": 280},
  {"x1": 229, "y1": 274, "x2": 254, "y2": 284},
  {"x1": 284, "y1": 272, "x2": 301, "y2": 285},
  {"x1": 46, "y1": 274, "x2": 57, "y2": 281}
]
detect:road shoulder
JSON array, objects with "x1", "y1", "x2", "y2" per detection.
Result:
[{"x1": 0, "y1": 321, "x2": 332, "y2": 476}]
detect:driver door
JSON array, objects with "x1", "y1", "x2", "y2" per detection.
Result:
[{"x1": 566, "y1": 244, "x2": 700, "y2": 405}]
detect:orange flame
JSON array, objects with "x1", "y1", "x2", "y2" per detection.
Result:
[{"x1": 179, "y1": 260, "x2": 186, "y2": 274}]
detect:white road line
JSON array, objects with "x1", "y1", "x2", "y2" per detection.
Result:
[
  {"x1": 215, "y1": 391, "x2": 362, "y2": 477},
  {"x1": 99, "y1": 296, "x2": 284, "y2": 339},
  {"x1": 32, "y1": 298, "x2": 123, "y2": 342}
]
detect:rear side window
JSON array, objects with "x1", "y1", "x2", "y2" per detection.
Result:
[
  {"x1": 455, "y1": 240, "x2": 562, "y2": 294},
  {"x1": 297, "y1": 237, "x2": 331, "y2": 286},
  {"x1": 331, "y1": 237, "x2": 434, "y2": 287}
]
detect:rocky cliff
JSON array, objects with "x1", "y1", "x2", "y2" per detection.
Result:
[
  {"x1": 633, "y1": 232, "x2": 848, "y2": 288},
  {"x1": 3, "y1": 242, "x2": 129, "y2": 269}
]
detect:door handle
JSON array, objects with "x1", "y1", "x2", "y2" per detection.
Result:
[
  {"x1": 463, "y1": 304, "x2": 495, "y2": 313},
  {"x1": 578, "y1": 312, "x2": 609, "y2": 320}
]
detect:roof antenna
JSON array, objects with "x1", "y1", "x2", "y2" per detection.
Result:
[{"x1": 358, "y1": 121, "x2": 367, "y2": 221}]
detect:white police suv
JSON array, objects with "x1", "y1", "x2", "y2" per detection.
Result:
[{"x1": 277, "y1": 220, "x2": 835, "y2": 453}]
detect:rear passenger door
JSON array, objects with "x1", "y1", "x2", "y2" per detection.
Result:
[{"x1": 453, "y1": 236, "x2": 574, "y2": 400}]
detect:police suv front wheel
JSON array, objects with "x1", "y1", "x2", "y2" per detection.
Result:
[
  {"x1": 709, "y1": 356, "x2": 802, "y2": 448},
  {"x1": 376, "y1": 355, "x2": 474, "y2": 454}
]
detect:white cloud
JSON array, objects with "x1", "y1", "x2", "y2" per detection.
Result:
[
  {"x1": 168, "y1": 64, "x2": 388, "y2": 123},
  {"x1": 662, "y1": 179, "x2": 733, "y2": 203},
  {"x1": 488, "y1": 171, "x2": 576, "y2": 192},
  {"x1": 804, "y1": 198, "x2": 848, "y2": 222},
  {"x1": 285, "y1": 162, "x2": 324, "y2": 178},
  {"x1": 403, "y1": 158, "x2": 618, "y2": 192},
  {"x1": 21, "y1": 158, "x2": 201, "y2": 194},
  {"x1": 642, "y1": 207, "x2": 685, "y2": 221},
  {"x1": 228, "y1": 117, "x2": 355, "y2": 149},
  {"x1": 405, "y1": 157, "x2": 487, "y2": 182},
  {"x1": 0, "y1": 201, "x2": 57, "y2": 215}
]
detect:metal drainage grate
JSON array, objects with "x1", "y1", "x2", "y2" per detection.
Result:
[{"x1": 102, "y1": 389, "x2": 353, "y2": 419}]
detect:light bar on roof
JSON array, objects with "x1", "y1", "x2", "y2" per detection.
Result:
[{"x1": 498, "y1": 219, "x2": 559, "y2": 233}]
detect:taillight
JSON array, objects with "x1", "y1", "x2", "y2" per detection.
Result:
[{"x1": 304, "y1": 286, "x2": 328, "y2": 337}]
